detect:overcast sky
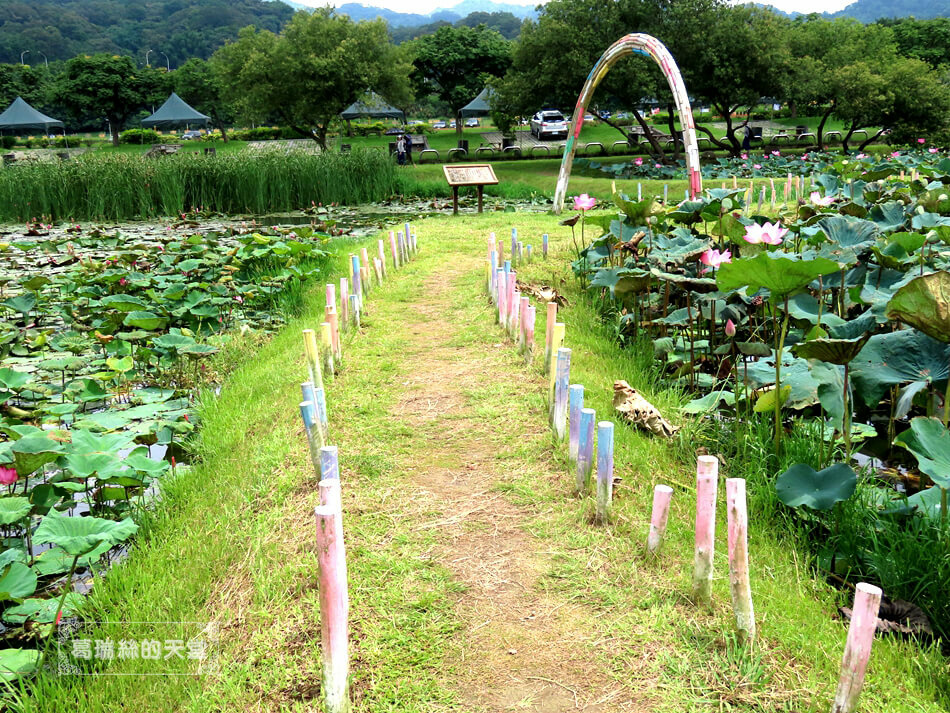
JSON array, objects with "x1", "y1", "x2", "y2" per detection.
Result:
[{"x1": 306, "y1": 0, "x2": 856, "y2": 15}]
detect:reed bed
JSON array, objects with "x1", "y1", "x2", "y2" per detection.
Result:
[{"x1": 0, "y1": 149, "x2": 400, "y2": 222}]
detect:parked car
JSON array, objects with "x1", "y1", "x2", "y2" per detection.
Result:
[
  {"x1": 530, "y1": 110, "x2": 569, "y2": 140},
  {"x1": 181, "y1": 130, "x2": 203, "y2": 140},
  {"x1": 584, "y1": 113, "x2": 597, "y2": 123},
  {"x1": 432, "y1": 120, "x2": 447, "y2": 129},
  {"x1": 449, "y1": 119, "x2": 457, "y2": 128},
  {"x1": 384, "y1": 127, "x2": 405, "y2": 135},
  {"x1": 407, "y1": 120, "x2": 425, "y2": 126},
  {"x1": 464, "y1": 118, "x2": 480, "y2": 127}
]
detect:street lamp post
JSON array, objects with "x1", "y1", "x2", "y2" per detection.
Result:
[
  {"x1": 160, "y1": 52, "x2": 170, "y2": 71},
  {"x1": 36, "y1": 51, "x2": 48, "y2": 68},
  {"x1": 145, "y1": 49, "x2": 153, "y2": 67},
  {"x1": 20, "y1": 50, "x2": 29, "y2": 65}
]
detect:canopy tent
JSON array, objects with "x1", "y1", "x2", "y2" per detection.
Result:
[
  {"x1": 340, "y1": 93, "x2": 405, "y2": 121},
  {"x1": 141, "y1": 93, "x2": 210, "y2": 129},
  {"x1": 460, "y1": 87, "x2": 494, "y2": 118},
  {"x1": 0, "y1": 96, "x2": 64, "y2": 133}
]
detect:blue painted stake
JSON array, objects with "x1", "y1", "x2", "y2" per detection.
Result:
[
  {"x1": 526, "y1": 244, "x2": 532, "y2": 263},
  {"x1": 320, "y1": 445, "x2": 339, "y2": 480},
  {"x1": 542, "y1": 234, "x2": 548, "y2": 258},
  {"x1": 552, "y1": 348, "x2": 571, "y2": 439},
  {"x1": 596, "y1": 421, "x2": 615, "y2": 524},
  {"x1": 314, "y1": 387, "x2": 329, "y2": 439},
  {"x1": 349, "y1": 293, "x2": 360, "y2": 329},
  {"x1": 350, "y1": 254, "x2": 362, "y2": 305},
  {"x1": 664, "y1": 183, "x2": 668, "y2": 204},
  {"x1": 576, "y1": 408, "x2": 595, "y2": 496},
  {"x1": 404, "y1": 222, "x2": 411, "y2": 249},
  {"x1": 504, "y1": 259, "x2": 511, "y2": 275},
  {"x1": 511, "y1": 227, "x2": 517, "y2": 262},
  {"x1": 568, "y1": 384, "x2": 584, "y2": 463},
  {"x1": 301, "y1": 381, "x2": 316, "y2": 406},
  {"x1": 299, "y1": 400, "x2": 322, "y2": 475},
  {"x1": 637, "y1": 182, "x2": 642, "y2": 201}
]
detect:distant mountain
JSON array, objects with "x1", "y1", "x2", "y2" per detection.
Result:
[
  {"x1": 334, "y1": 1, "x2": 537, "y2": 27},
  {"x1": 754, "y1": 0, "x2": 950, "y2": 21}
]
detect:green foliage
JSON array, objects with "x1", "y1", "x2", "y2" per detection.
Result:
[
  {"x1": 775, "y1": 462, "x2": 857, "y2": 510},
  {"x1": 119, "y1": 128, "x2": 161, "y2": 145}
]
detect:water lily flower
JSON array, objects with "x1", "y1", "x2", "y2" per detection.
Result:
[
  {"x1": 725, "y1": 319, "x2": 737, "y2": 338},
  {"x1": 572, "y1": 194, "x2": 596, "y2": 211},
  {"x1": 700, "y1": 248, "x2": 732, "y2": 270},
  {"x1": 743, "y1": 221, "x2": 787, "y2": 245},
  {"x1": 634, "y1": 157, "x2": 643, "y2": 166},
  {"x1": 929, "y1": 147, "x2": 939, "y2": 154},
  {"x1": 810, "y1": 191, "x2": 835, "y2": 207},
  {"x1": 0, "y1": 466, "x2": 17, "y2": 485}
]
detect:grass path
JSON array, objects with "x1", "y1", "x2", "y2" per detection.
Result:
[{"x1": 23, "y1": 214, "x2": 948, "y2": 713}]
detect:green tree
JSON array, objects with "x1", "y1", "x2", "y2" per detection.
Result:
[
  {"x1": 211, "y1": 9, "x2": 411, "y2": 149},
  {"x1": 174, "y1": 58, "x2": 232, "y2": 142},
  {"x1": 52, "y1": 54, "x2": 167, "y2": 146},
  {"x1": 411, "y1": 24, "x2": 511, "y2": 140},
  {"x1": 0, "y1": 63, "x2": 51, "y2": 109},
  {"x1": 884, "y1": 17, "x2": 950, "y2": 70}
]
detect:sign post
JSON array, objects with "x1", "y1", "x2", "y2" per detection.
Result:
[{"x1": 442, "y1": 163, "x2": 499, "y2": 215}]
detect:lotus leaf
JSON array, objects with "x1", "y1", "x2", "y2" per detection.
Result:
[
  {"x1": 716, "y1": 252, "x2": 839, "y2": 300},
  {"x1": 11, "y1": 435, "x2": 63, "y2": 476},
  {"x1": 33, "y1": 508, "x2": 138, "y2": 557},
  {"x1": 0, "y1": 498, "x2": 31, "y2": 525},
  {"x1": 2, "y1": 593, "x2": 84, "y2": 624},
  {"x1": 682, "y1": 390, "x2": 736, "y2": 414},
  {"x1": 776, "y1": 463, "x2": 857, "y2": 510},
  {"x1": 818, "y1": 216, "x2": 880, "y2": 252},
  {"x1": 0, "y1": 562, "x2": 37, "y2": 600},
  {"x1": 0, "y1": 648, "x2": 40, "y2": 681},
  {"x1": 868, "y1": 202, "x2": 907, "y2": 232},
  {"x1": 754, "y1": 385, "x2": 790, "y2": 413},
  {"x1": 894, "y1": 417, "x2": 950, "y2": 489},
  {"x1": 885, "y1": 271, "x2": 950, "y2": 344},
  {"x1": 123, "y1": 311, "x2": 167, "y2": 330},
  {"x1": 0, "y1": 368, "x2": 30, "y2": 390},
  {"x1": 792, "y1": 335, "x2": 870, "y2": 365},
  {"x1": 99, "y1": 294, "x2": 150, "y2": 312}
]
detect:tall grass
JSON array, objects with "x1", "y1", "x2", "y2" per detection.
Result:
[{"x1": 0, "y1": 149, "x2": 400, "y2": 222}]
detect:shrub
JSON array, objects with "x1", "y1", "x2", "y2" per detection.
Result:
[
  {"x1": 120, "y1": 128, "x2": 162, "y2": 145},
  {"x1": 0, "y1": 136, "x2": 15, "y2": 150}
]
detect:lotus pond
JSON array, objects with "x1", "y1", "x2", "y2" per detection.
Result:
[
  {"x1": 573, "y1": 151, "x2": 950, "y2": 643},
  {"x1": 0, "y1": 212, "x2": 371, "y2": 681}
]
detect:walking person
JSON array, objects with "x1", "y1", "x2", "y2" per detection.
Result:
[
  {"x1": 396, "y1": 134, "x2": 406, "y2": 165},
  {"x1": 404, "y1": 132, "x2": 413, "y2": 165}
]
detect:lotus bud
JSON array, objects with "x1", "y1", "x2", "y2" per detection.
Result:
[{"x1": 725, "y1": 319, "x2": 736, "y2": 338}]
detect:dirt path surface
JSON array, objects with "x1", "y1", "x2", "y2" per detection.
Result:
[{"x1": 345, "y1": 253, "x2": 650, "y2": 712}]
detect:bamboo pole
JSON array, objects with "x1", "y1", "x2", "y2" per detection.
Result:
[
  {"x1": 727, "y1": 478, "x2": 755, "y2": 643},
  {"x1": 552, "y1": 348, "x2": 571, "y2": 438},
  {"x1": 349, "y1": 294, "x2": 360, "y2": 330},
  {"x1": 498, "y1": 271, "x2": 507, "y2": 327},
  {"x1": 568, "y1": 384, "x2": 584, "y2": 463},
  {"x1": 525, "y1": 305, "x2": 536, "y2": 364},
  {"x1": 373, "y1": 258, "x2": 383, "y2": 285},
  {"x1": 646, "y1": 485, "x2": 674, "y2": 555},
  {"x1": 340, "y1": 278, "x2": 349, "y2": 329},
  {"x1": 506, "y1": 271, "x2": 517, "y2": 333},
  {"x1": 299, "y1": 399, "x2": 322, "y2": 474},
  {"x1": 378, "y1": 239, "x2": 387, "y2": 279},
  {"x1": 526, "y1": 244, "x2": 533, "y2": 263},
  {"x1": 692, "y1": 455, "x2": 719, "y2": 605},
  {"x1": 327, "y1": 307, "x2": 342, "y2": 364},
  {"x1": 320, "y1": 445, "x2": 339, "y2": 481},
  {"x1": 326, "y1": 283, "x2": 336, "y2": 313},
  {"x1": 313, "y1": 484, "x2": 351, "y2": 713},
  {"x1": 543, "y1": 302, "x2": 557, "y2": 375},
  {"x1": 576, "y1": 408, "x2": 595, "y2": 496},
  {"x1": 389, "y1": 232, "x2": 399, "y2": 270},
  {"x1": 547, "y1": 323, "x2": 565, "y2": 401},
  {"x1": 320, "y1": 322, "x2": 335, "y2": 376},
  {"x1": 360, "y1": 248, "x2": 371, "y2": 287},
  {"x1": 303, "y1": 329, "x2": 324, "y2": 392},
  {"x1": 542, "y1": 233, "x2": 548, "y2": 258},
  {"x1": 511, "y1": 227, "x2": 517, "y2": 263},
  {"x1": 518, "y1": 296, "x2": 529, "y2": 352},
  {"x1": 314, "y1": 387, "x2": 329, "y2": 443},
  {"x1": 510, "y1": 290, "x2": 521, "y2": 339},
  {"x1": 831, "y1": 583, "x2": 882, "y2": 713},
  {"x1": 324, "y1": 305, "x2": 339, "y2": 360},
  {"x1": 595, "y1": 421, "x2": 614, "y2": 525}
]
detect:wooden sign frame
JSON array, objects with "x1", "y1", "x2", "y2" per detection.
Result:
[{"x1": 442, "y1": 163, "x2": 499, "y2": 214}]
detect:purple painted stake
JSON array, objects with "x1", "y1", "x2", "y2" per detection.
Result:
[
  {"x1": 552, "y1": 348, "x2": 571, "y2": 439},
  {"x1": 595, "y1": 421, "x2": 614, "y2": 524},
  {"x1": 576, "y1": 408, "x2": 595, "y2": 496},
  {"x1": 511, "y1": 227, "x2": 517, "y2": 263},
  {"x1": 542, "y1": 233, "x2": 548, "y2": 258},
  {"x1": 568, "y1": 384, "x2": 584, "y2": 463},
  {"x1": 313, "y1": 481, "x2": 350, "y2": 713},
  {"x1": 404, "y1": 222, "x2": 411, "y2": 249},
  {"x1": 497, "y1": 272, "x2": 507, "y2": 326},
  {"x1": 348, "y1": 293, "x2": 360, "y2": 329},
  {"x1": 320, "y1": 445, "x2": 339, "y2": 481},
  {"x1": 314, "y1": 387, "x2": 329, "y2": 441}
]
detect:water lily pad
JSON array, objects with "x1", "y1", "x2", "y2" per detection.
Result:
[{"x1": 776, "y1": 463, "x2": 857, "y2": 510}]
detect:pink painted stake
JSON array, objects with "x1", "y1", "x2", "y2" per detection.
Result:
[
  {"x1": 497, "y1": 272, "x2": 507, "y2": 327},
  {"x1": 543, "y1": 302, "x2": 557, "y2": 375},
  {"x1": 511, "y1": 290, "x2": 521, "y2": 339},
  {"x1": 339, "y1": 278, "x2": 349, "y2": 329},
  {"x1": 692, "y1": 455, "x2": 719, "y2": 605},
  {"x1": 378, "y1": 239, "x2": 387, "y2": 278},
  {"x1": 326, "y1": 283, "x2": 336, "y2": 313},
  {"x1": 832, "y1": 583, "x2": 883, "y2": 713},
  {"x1": 646, "y1": 485, "x2": 673, "y2": 555},
  {"x1": 326, "y1": 306, "x2": 341, "y2": 363},
  {"x1": 314, "y1": 480, "x2": 351, "y2": 713},
  {"x1": 518, "y1": 296, "x2": 529, "y2": 352},
  {"x1": 373, "y1": 258, "x2": 383, "y2": 285},
  {"x1": 726, "y1": 478, "x2": 755, "y2": 643},
  {"x1": 525, "y1": 305, "x2": 536, "y2": 364},
  {"x1": 506, "y1": 271, "x2": 517, "y2": 333},
  {"x1": 389, "y1": 231, "x2": 398, "y2": 270},
  {"x1": 360, "y1": 247, "x2": 371, "y2": 287}
]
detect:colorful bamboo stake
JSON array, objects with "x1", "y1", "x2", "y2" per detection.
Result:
[
  {"x1": 404, "y1": 222, "x2": 411, "y2": 249},
  {"x1": 831, "y1": 583, "x2": 883, "y2": 713},
  {"x1": 325, "y1": 304, "x2": 339, "y2": 361},
  {"x1": 543, "y1": 302, "x2": 557, "y2": 375},
  {"x1": 326, "y1": 283, "x2": 336, "y2": 314},
  {"x1": 517, "y1": 241, "x2": 524, "y2": 263},
  {"x1": 637, "y1": 182, "x2": 642, "y2": 201},
  {"x1": 360, "y1": 248, "x2": 371, "y2": 287},
  {"x1": 509, "y1": 290, "x2": 520, "y2": 339},
  {"x1": 526, "y1": 244, "x2": 533, "y2": 263},
  {"x1": 327, "y1": 307, "x2": 342, "y2": 364},
  {"x1": 518, "y1": 296, "x2": 529, "y2": 352},
  {"x1": 726, "y1": 478, "x2": 755, "y2": 644},
  {"x1": 542, "y1": 233, "x2": 548, "y2": 258},
  {"x1": 340, "y1": 278, "x2": 349, "y2": 329},
  {"x1": 373, "y1": 258, "x2": 383, "y2": 285},
  {"x1": 348, "y1": 294, "x2": 360, "y2": 330},
  {"x1": 506, "y1": 271, "x2": 517, "y2": 333},
  {"x1": 377, "y1": 239, "x2": 387, "y2": 279},
  {"x1": 510, "y1": 227, "x2": 517, "y2": 263},
  {"x1": 552, "y1": 348, "x2": 571, "y2": 439},
  {"x1": 646, "y1": 485, "x2": 674, "y2": 555},
  {"x1": 299, "y1": 399, "x2": 322, "y2": 474},
  {"x1": 320, "y1": 445, "x2": 339, "y2": 481},
  {"x1": 314, "y1": 386, "x2": 329, "y2": 441},
  {"x1": 568, "y1": 384, "x2": 584, "y2": 463},
  {"x1": 576, "y1": 408, "x2": 595, "y2": 495},
  {"x1": 320, "y1": 322, "x2": 335, "y2": 376},
  {"x1": 498, "y1": 272, "x2": 507, "y2": 328},
  {"x1": 547, "y1": 323, "x2": 565, "y2": 401},
  {"x1": 313, "y1": 485, "x2": 351, "y2": 713},
  {"x1": 389, "y1": 232, "x2": 399, "y2": 270},
  {"x1": 303, "y1": 329, "x2": 324, "y2": 391},
  {"x1": 769, "y1": 178, "x2": 776, "y2": 209},
  {"x1": 525, "y1": 304, "x2": 536, "y2": 365},
  {"x1": 595, "y1": 421, "x2": 614, "y2": 525},
  {"x1": 350, "y1": 255, "x2": 362, "y2": 304},
  {"x1": 663, "y1": 184, "x2": 668, "y2": 204},
  {"x1": 692, "y1": 455, "x2": 719, "y2": 605}
]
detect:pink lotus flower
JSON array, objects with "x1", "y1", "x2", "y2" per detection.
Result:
[
  {"x1": 741, "y1": 153, "x2": 748, "y2": 160},
  {"x1": 753, "y1": 164, "x2": 762, "y2": 170},
  {"x1": 918, "y1": 138, "x2": 926, "y2": 144},
  {"x1": 725, "y1": 319, "x2": 736, "y2": 337},
  {"x1": 929, "y1": 147, "x2": 939, "y2": 154},
  {"x1": 634, "y1": 157, "x2": 643, "y2": 166},
  {"x1": 810, "y1": 191, "x2": 835, "y2": 207},
  {"x1": 0, "y1": 466, "x2": 17, "y2": 485},
  {"x1": 743, "y1": 221, "x2": 787, "y2": 245},
  {"x1": 891, "y1": 151, "x2": 901, "y2": 158},
  {"x1": 856, "y1": 153, "x2": 867, "y2": 159},
  {"x1": 572, "y1": 194, "x2": 596, "y2": 211},
  {"x1": 771, "y1": 150, "x2": 780, "y2": 157},
  {"x1": 655, "y1": 163, "x2": 662, "y2": 169},
  {"x1": 700, "y1": 248, "x2": 732, "y2": 270}
]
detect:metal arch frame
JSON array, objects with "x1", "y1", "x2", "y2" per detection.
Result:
[{"x1": 553, "y1": 33, "x2": 703, "y2": 213}]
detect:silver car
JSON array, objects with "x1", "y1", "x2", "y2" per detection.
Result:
[{"x1": 530, "y1": 110, "x2": 568, "y2": 140}]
